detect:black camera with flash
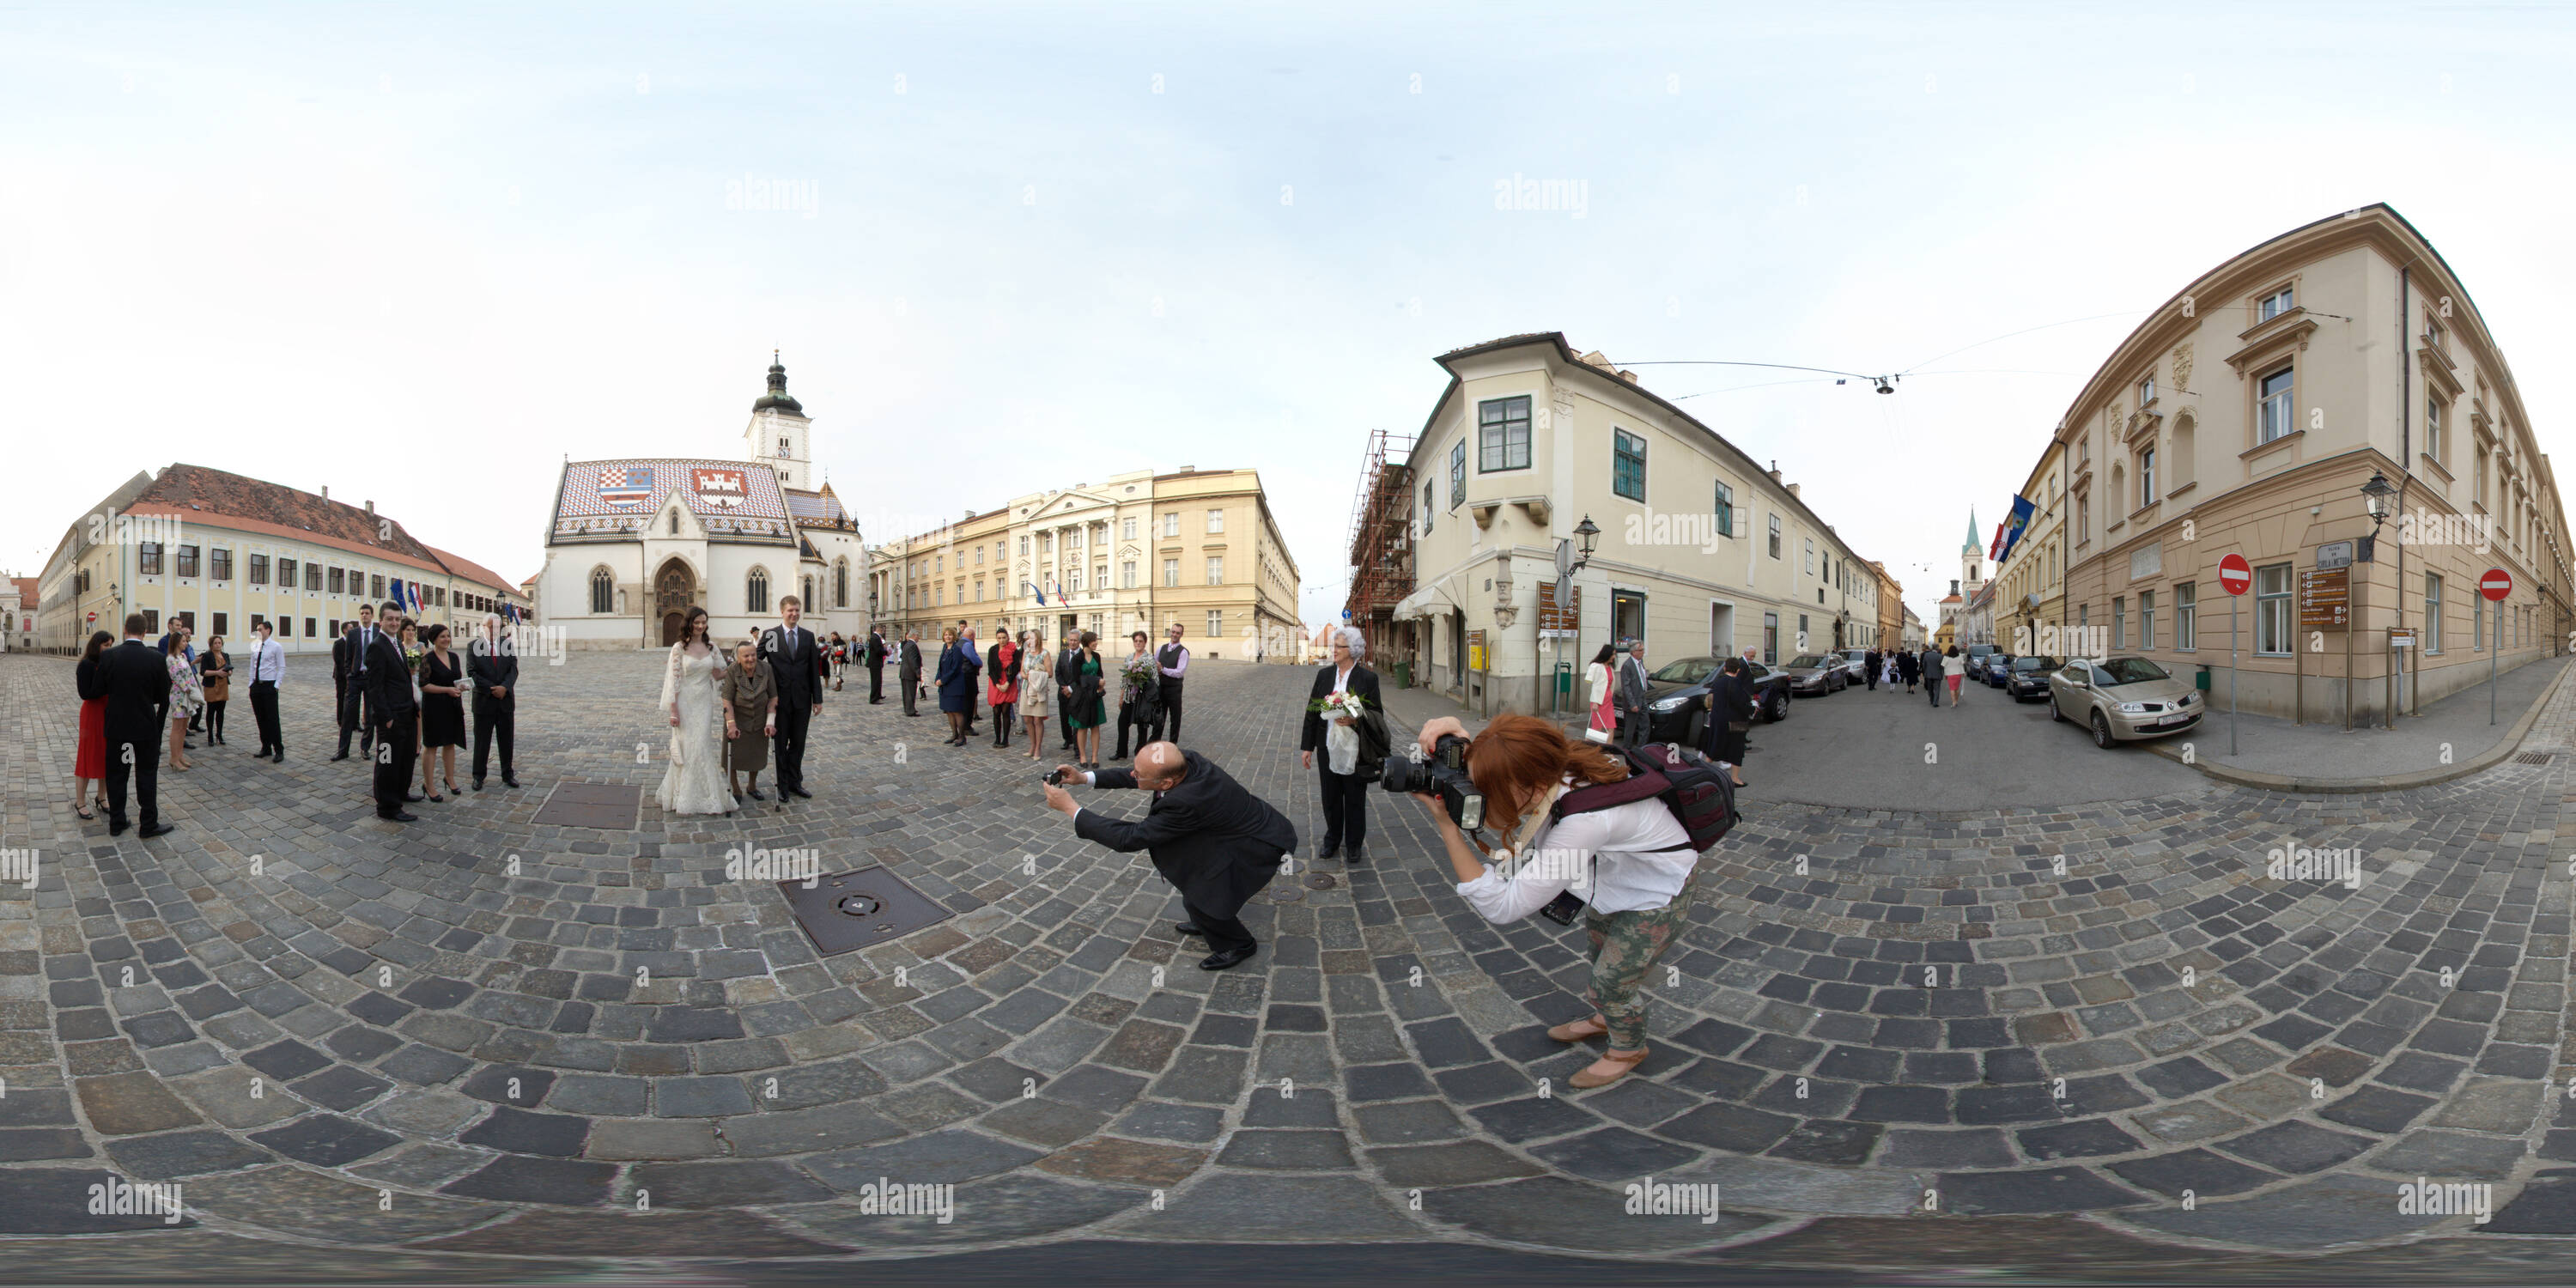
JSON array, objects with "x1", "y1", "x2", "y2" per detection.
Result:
[{"x1": 1382, "y1": 733, "x2": 1484, "y2": 831}]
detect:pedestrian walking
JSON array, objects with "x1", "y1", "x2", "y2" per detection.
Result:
[
  {"x1": 1582, "y1": 643, "x2": 1617, "y2": 743},
  {"x1": 1613, "y1": 639, "x2": 1651, "y2": 747},
  {"x1": 1699, "y1": 656, "x2": 1753, "y2": 787},
  {"x1": 1944, "y1": 644, "x2": 1965, "y2": 709},
  {"x1": 1920, "y1": 644, "x2": 1944, "y2": 708},
  {"x1": 1863, "y1": 647, "x2": 1880, "y2": 691}
]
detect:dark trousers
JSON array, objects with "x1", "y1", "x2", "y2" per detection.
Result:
[
  {"x1": 1157, "y1": 679, "x2": 1183, "y2": 744},
  {"x1": 1115, "y1": 701, "x2": 1154, "y2": 758},
  {"x1": 1063, "y1": 683, "x2": 1078, "y2": 750},
  {"x1": 373, "y1": 710, "x2": 417, "y2": 816},
  {"x1": 1618, "y1": 708, "x2": 1649, "y2": 747},
  {"x1": 106, "y1": 732, "x2": 158, "y2": 828},
  {"x1": 1185, "y1": 896, "x2": 1255, "y2": 957},
  {"x1": 899, "y1": 671, "x2": 920, "y2": 715},
  {"x1": 1318, "y1": 762, "x2": 1369, "y2": 853},
  {"x1": 250, "y1": 680, "x2": 282, "y2": 754},
  {"x1": 991, "y1": 702, "x2": 1014, "y2": 746},
  {"x1": 204, "y1": 700, "x2": 227, "y2": 742},
  {"x1": 963, "y1": 686, "x2": 980, "y2": 732},
  {"x1": 869, "y1": 663, "x2": 884, "y2": 702},
  {"x1": 773, "y1": 701, "x2": 811, "y2": 791},
  {"x1": 337, "y1": 677, "x2": 374, "y2": 755},
  {"x1": 472, "y1": 696, "x2": 514, "y2": 781},
  {"x1": 1928, "y1": 675, "x2": 1942, "y2": 707},
  {"x1": 1865, "y1": 665, "x2": 1878, "y2": 691}
]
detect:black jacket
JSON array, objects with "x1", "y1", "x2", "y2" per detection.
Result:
[
  {"x1": 762, "y1": 625, "x2": 823, "y2": 711},
  {"x1": 468, "y1": 635, "x2": 519, "y2": 711},
  {"x1": 897, "y1": 639, "x2": 922, "y2": 677},
  {"x1": 1300, "y1": 664, "x2": 1387, "y2": 769},
  {"x1": 98, "y1": 640, "x2": 170, "y2": 739},
  {"x1": 361, "y1": 629, "x2": 416, "y2": 719},
  {"x1": 332, "y1": 631, "x2": 360, "y2": 683},
  {"x1": 866, "y1": 632, "x2": 889, "y2": 666},
  {"x1": 1076, "y1": 751, "x2": 1297, "y2": 919}
]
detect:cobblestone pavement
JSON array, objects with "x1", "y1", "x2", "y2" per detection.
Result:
[{"x1": 4, "y1": 650, "x2": 2576, "y2": 1263}]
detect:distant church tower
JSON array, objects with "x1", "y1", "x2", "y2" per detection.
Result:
[
  {"x1": 1960, "y1": 508, "x2": 1985, "y2": 602},
  {"x1": 745, "y1": 351, "x2": 812, "y2": 490}
]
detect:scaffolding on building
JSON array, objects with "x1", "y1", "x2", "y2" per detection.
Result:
[{"x1": 1343, "y1": 427, "x2": 1418, "y2": 679}]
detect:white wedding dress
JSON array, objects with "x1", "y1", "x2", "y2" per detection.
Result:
[{"x1": 655, "y1": 643, "x2": 732, "y2": 815}]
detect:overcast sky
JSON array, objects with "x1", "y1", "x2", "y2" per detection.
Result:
[{"x1": 6, "y1": 2, "x2": 2573, "y2": 627}]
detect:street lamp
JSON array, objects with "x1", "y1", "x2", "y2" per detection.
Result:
[
  {"x1": 2360, "y1": 470, "x2": 2398, "y2": 728},
  {"x1": 2362, "y1": 471, "x2": 2397, "y2": 530},
  {"x1": 1573, "y1": 514, "x2": 1601, "y2": 564}
]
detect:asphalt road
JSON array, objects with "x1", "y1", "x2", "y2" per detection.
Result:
[{"x1": 1737, "y1": 670, "x2": 2210, "y2": 812}]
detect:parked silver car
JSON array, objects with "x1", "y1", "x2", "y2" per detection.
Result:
[
  {"x1": 1778, "y1": 653, "x2": 1849, "y2": 696},
  {"x1": 2049, "y1": 655, "x2": 2201, "y2": 748}
]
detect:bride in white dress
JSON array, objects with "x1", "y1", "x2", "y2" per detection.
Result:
[{"x1": 656, "y1": 608, "x2": 733, "y2": 816}]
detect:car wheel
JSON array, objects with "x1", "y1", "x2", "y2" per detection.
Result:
[
  {"x1": 1768, "y1": 692, "x2": 1789, "y2": 722},
  {"x1": 2090, "y1": 709, "x2": 2114, "y2": 749}
]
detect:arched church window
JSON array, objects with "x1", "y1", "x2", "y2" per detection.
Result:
[
  {"x1": 589, "y1": 568, "x2": 614, "y2": 615},
  {"x1": 747, "y1": 568, "x2": 770, "y2": 615}
]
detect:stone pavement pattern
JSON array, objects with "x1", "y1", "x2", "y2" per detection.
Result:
[{"x1": 4, "y1": 650, "x2": 2576, "y2": 1258}]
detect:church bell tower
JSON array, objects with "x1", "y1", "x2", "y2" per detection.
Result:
[{"x1": 745, "y1": 351, "x2": 812, "y2": 489}]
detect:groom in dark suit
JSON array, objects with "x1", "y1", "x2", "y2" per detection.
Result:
[
  {"x1": 762, "y1": 596, "x2": 823, "y2": 799},
  {"x1": 98, "y1": 613, "x2": 175, "y2": 838},
  {"x1": 1044, "y1": 742, "x2": 1297, "y2": 971},
  {"x1": 364, "y1": 602, "x2": 420, "y2": 822}
]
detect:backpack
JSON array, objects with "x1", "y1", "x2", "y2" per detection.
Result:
[{"x1": 1550, "y1": 742, "x2": 1740, "y2": 853}]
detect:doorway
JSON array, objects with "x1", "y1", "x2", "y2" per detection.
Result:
[
  {"x1": 1709, "y1": 602, "x2": 1735, "y2": 659},
  {"x1": 1612, "y1": 591, "x2": 1644, "y2": 649},
  {"x1": 1448, "y1": 610, "x2": 1466, "y2": 690},
  {"x1": 654, "y1": 559, "x2": 696, "y2": 646}
]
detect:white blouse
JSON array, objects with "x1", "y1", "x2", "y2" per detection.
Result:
[{"x1": 1456, "y1": 793, "x2": 1696, "y2": 920}]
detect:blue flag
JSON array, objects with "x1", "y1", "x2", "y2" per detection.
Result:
[{"x1": 1998, "y1": 495, "x2": 2038, "y2": 563}]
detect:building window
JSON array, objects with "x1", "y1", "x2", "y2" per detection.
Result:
[
  {"x1": 2139, "y1": 447, "x2": 2155, "y2": 506},
  {"x1": 1164, "y1": 559, "x2": 1180, "y2": 587},
  {"x1": 1478, "y1": 395, "x2": 1533, "y2": 471},
  {"x1": 2137, "y1": 375, "x2": 2155, "y2": 405},
  {"x1": 1019, "y1": 535, "x2": 1030, "y2": 556},
  {"x1": 1206, "y1": 610, "x2": 1224, "y2": 638},
  {"x1": 590, "y1": 568, "x2": 613, "y2": 614},
  {"x1": 304, "y1": 562, "x2": 321, "y2": 592},
  {"x1": 370, "y1": 575, "x2": 385, "y2": 600},
  {"x1": 329, "y1": 567, "x2": 345, "y2": 594},
  {"x1": 1422, "y1": 482, "x2": 1434, "y2": 534},
  {"x1": 1762, "y1": 611, "x2": 1778, "y2": 664},
  {"x1": 305, "y1": 617, "x2": 316, "y2": 637},
  {"x1": 974, "y1": 545, "x2": 984, "y2": 565},
  {"x1": 1094, "y1": 562, "x2": 1106, "y2": 591},
  {"x1": 1206, "y1": 556, "x2": 1224, "y2": 585},
  {"x1": 1612, "y1": 428, "x2": 1647, "y2": 501},
  {"x1": 142, "y1": 609, "x2": 159, "y2": 635},
  {"x1": 176, "y1": 545, "x2": 200, "y2": 578},
  {"x1": 2476, "y1": 447, "x2": 2490, "y2": 507},
  {"x1": 1803, "y1": 538, "x2": 1814, "y2": 577},
  {"x1": 2255, "y1": 562, "x2": 2292, "y2": 655},
  {"x1": 975, "y1": 579, "x2": 986, "y2": 601},
  {"x1": 2077, "y1": 495, "x2": 2088, "y2": 539},
  {"x1": 748, "y1": 568, "x2": 770, "y2": 614},
  {"x1": 2424, "y1": 573, "x2": 2443, "y2": 653},
  {"x1": 2140, "y1": 590, "x2": 2156, "y2": 650},
  {"x1": 835, "y1": 559, "x2": 851, "y2": 607},
  {"x1": 1122, "y1": 560, "x2": 1137, "y2": 589},
  {"x1": 2257, "y1": 366, "x2": 2293, "y2": 444},
  {"x1": 2258, "y1": 287, "x2": 2293, "y2": 321},
  {"x1": 2176, "y1": 581, "x2": 2196, "y2": 650},
  {"x1": 1449, "y1": 440, "x2": 1466, "y2": 507},
  {"x1": 2112, "y1": 596, "x2": 2125, "y2": 649},
  {"x1": 1767, "y1": 513, "x2": 1781, "y2": 559},
  {"x1": 1206, "y1": 508, "x2": 1224, "y2": 534},
  {"x1": 1714, "y1": 481, "x2": 1734, "y2": 537},
  {"x1": 2425, "y1": 397, "x2": 2445, "y2": 466},
  {"x1": 249, "y1": 554, "x2": 269, "y2": 585},
  {"x1": 2475, "y1": 592, "x2": 2485, "y2": 652},
  {"x1": 1162, "y1": 513, "x2": 1179, "y2": 538}
]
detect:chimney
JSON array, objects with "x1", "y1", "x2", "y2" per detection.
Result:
[
  {"x1": 1768, "y1": 460, "x2": 1783, "y2": 485},
  {"x1": 1787, "y1": 483, "x2": 1801, "y2": 500},
  {"x1": 365, "y1": 500, "x2": 375, "y2": 519},
  {"x1": 1619, "y1": 369, "x2": 1638, "y2": 384},
  {"x1": 320, "y1": 485, "x2": 329, "y2": 503}
]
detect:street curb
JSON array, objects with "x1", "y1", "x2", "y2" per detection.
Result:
[{"x1": 2143, "y1": 657, "x2": 2573, "y2": 793}]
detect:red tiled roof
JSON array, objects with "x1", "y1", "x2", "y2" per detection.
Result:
[
  {"x1": 121, "y1": 465, "x2": 523, "y2": 590},
  {"x1": 422, "y1": 545, "x2": 519, "y2": 596}
]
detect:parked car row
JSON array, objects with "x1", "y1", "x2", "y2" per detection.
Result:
[{"x1": 1637, "y1": 655, "x2": 1794, "y2": 744}]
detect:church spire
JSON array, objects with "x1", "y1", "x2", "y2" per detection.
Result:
[
  {"x1": 1963, "y1": 508, "x2": 1981, "y2": 554},
  {"x1": 753, "y1": 350, "x2": 805, "y2": 415}
]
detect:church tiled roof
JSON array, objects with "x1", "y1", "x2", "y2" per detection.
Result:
[{"x1": 550, "y1": 459, "x2": 797, "y2": 545}]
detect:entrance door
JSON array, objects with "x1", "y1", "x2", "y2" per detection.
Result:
[
  {"x1": 1710, "y1": 603, "x2": 1734, "y2": 658},
  {"x1": 1060, "y1": 612, "x2": 1078, "y2": 643},
  {"x1": 662, "y1": 611, "x2": 684, "y2": 646},
  {"x1": 654, "y1": 560, "x2": 695, "y2": 646}
]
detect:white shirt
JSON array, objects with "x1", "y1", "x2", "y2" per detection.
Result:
[
  {"x1": 1331, "y1": 664, "x2": 1355, "y2": 695},
  {"x1": 1456, "y1": 790, "x2": 1695, "y2": 920},
  {"x1": 248, "y1": 638, "x2": 285, "y2": 683}
]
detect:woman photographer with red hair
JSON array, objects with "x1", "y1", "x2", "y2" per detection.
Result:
[{"x1": 1406, "y1": 713, "x2": 1702, "y2": 1091}]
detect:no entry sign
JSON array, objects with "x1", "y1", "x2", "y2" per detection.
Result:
[
  {"x1": 2218, "y1": 553, "x2": 2253, "y2": 596},
  {"x1": 2481, "y1": 568, "x2": 2512, "y2": 601}
]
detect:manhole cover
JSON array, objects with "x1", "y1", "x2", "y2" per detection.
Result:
[
  {"x1": 1304, "y1": 873, "x2": 1338, "y2": 890},
  {"x1": 2518, "y1": 751, "x2": 2556, "y2": 765},
  {"x1": 532, "y1": 781, "x2": 641, "y2": 829},
  {"x1": 782, "y1": 866, "x2": 951, "y2": 955}
]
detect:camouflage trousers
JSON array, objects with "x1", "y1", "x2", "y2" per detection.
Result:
[{"x1": 1583, "y1": 858, "x2": 1704, "y2": 1050}]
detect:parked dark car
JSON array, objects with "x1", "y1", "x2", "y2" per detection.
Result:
[
  {"x1": 1778, "y1": 653, "x2": 1849, "y2": 697},
  {"x1": 2004, "y1": 654, "x2": 2060, "y2": 701},
  {"x1": 1983, "y1": 653, "x2": 2015, "y2": 687},
  {"x1": 1963, "y1": 643, "x2": 2000, "y2": 680},
  {"x1": 1640, "y1": 655, "x2": 1791, "y2": 743}
]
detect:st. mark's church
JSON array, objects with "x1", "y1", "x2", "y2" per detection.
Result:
[{"x1": 536, "y1": 356, "x2": 866, "y2": 648}]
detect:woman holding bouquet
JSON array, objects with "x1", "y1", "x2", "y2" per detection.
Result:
[
  {"x1": 1298, "y1": 626, "x2": 1384, "y2": 863},
  {"x1": 1017, "y1": 631, "x2": 1051, "y2": 757}
]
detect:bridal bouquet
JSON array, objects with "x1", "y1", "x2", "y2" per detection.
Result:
[
  {"x1": 1305, "y1": 690, "x2": 1370, "y2": 721},
  {"x1": 1309, "y1": 690, "x2": 1370, "y2": 774},
  {"x1": 1121, "y1": 653, "x2": 1159, "y2": 697}
]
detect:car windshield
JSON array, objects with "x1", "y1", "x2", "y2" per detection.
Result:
[
  {"x1": 2097, "y1": 658, "x2": 2172, "y2": 685},
  {"x1": 1967, "y1": 645, "x2": 1994, "y2": 656},
  {"x1": 1649, "y1": 658, "x2": 1719, "y2": 684},
  {"x1": 1786, "y1": 654, "x2": 1829, "y2": 669},
  {"x1": 2012, "y1": 656, "x2": 2057, "y2": 671}
]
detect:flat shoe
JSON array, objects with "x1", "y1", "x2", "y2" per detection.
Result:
[
  {"x1": 1547, "y1": 1018, "x2": 1609, "y2": 1042},
  {"x1": 1568, "y1": 1047, "x2": 1650, "y2": 1090}
]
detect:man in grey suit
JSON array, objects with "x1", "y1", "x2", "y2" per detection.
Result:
[
  {"x1": 1921, "y1": 644, "x2": 1945, "y2": 708},
  {"x1": 1613, "y1": 638, "x2": 1651, "y2": 746},
  {"x1": 898, "y1": 630, "x2": 924, "y2": 717}
]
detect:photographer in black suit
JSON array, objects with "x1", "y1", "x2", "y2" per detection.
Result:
[
  {"x1": 866, "y1": 627, "x2": 889, "y2": 704},
  {"x1": 468, "y1": 613, "x2": 519, "y2": 791},
  {"x1": 364, "y1": 602, "x2": 420, "y2": 822},
  {"x1": 100, "y1": 613, "x2": 175, "y2": 838},
  {"x1": 1043, "y1": 742, "x2": 1296, "y2": 970},
  {"x1": 761, "y1": 596, "x2": 823, "y2": 799},
  {"x1": 1298, "y1": 626, "x2": 1386, "y2": 863}
]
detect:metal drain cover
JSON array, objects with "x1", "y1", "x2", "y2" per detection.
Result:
[
  {"x1": 782, "y1": 866, "x2": 951, "y2": 955},
  {"x1": 2518, "y1": 751, "x2": 2556, "y2": 765}
]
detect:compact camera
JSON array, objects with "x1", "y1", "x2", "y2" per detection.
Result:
[
  {"x1": 1044, "y1": 767, "x2": 1073, "y2": 787},
  {"x1": 1382, "y1": 733, "x2": 1485, "y2": 831}
]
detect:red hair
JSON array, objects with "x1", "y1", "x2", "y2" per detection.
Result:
[{"x1": 1465, "y1": 713, "x2": 1630, "y2": 829}]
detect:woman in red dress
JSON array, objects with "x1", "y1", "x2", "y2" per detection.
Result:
[{"x1": 72, "y1": 630, "x2": 112, "y2": 820}]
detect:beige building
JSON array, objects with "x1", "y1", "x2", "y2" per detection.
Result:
[
  {"x1": 1869, "y1": 561, "x2": 1905, "y2": 649},
  {"x1": 868, "y1": 466, "x2": 1302, "y2": 659},
  {"x1": 1387, "y1": 333, "x2": 1886, "y2": 715},
  {"x1": 2048, "y1": 204, "x2": 2568, "y2": 721},
  {"x1": 35, "y1": 465, "x2": 530, "y2": 655},
  {"x1": 1992, "y1": 440, "x2": 2069, "y2": 655}
]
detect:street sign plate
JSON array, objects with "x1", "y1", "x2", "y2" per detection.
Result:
[
  {"x1": 2300, "y1": 568, "x2": 2348, "y2": 629},
  {"x1": 2481, "y1": 568, "x2": 2512, "y2": 601},
  {"x1": 2390, "y1": 629, "x2": 2415, "y2": 649},
  {"x1": 1538, "y1": 578, "x2": 1580, "y2": 634},
  {"x1": 2218, "y1": 553, "x2": 2253, "y2": 596},
  {"x1": 2314, "y1": 540, "x2": 2354, "y2": 570},
  {"x1": 1553, "y1": 538, "x2": 1575, "y2": 579}
]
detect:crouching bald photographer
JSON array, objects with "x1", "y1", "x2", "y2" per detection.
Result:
[{"x1": 1405, "y1": 713, "x2": 1703, "y2": 1091}]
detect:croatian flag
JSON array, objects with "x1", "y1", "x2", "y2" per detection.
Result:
[
  {"x1": 598, "y1": 467, "x2": 654, "y2": 508},
  {"x1": 1025, "y1": 580, "x2": 1047, "y2": 605}
]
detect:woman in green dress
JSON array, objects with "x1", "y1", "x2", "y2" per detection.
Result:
[{"x1": 1065, "y1": 630, "x2": 1107, "y2": 769}]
